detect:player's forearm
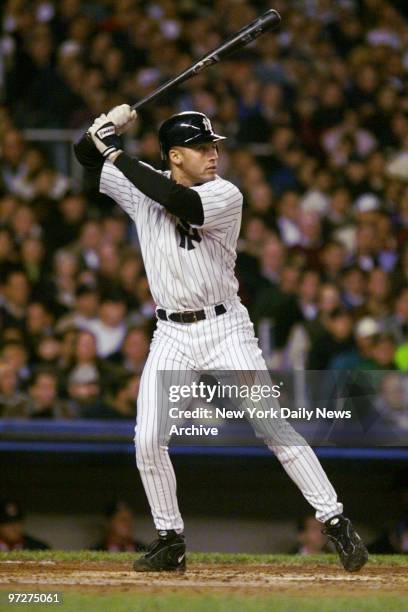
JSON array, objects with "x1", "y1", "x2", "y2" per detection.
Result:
[
  {"x1": 114, "y1": 152, "x2": 204, "y2": 225},
  {"x1": 74, "y1": 133, "x2": 104, "y2": 170},
  {"x1": 73, "y1": 133, "x2": 105, "y2": 191}
]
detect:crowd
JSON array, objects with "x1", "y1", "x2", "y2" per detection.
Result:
[
  {"x1": 1, "y1": 493, "x2": 407, "y2": 553},
  {"x1": 0, "y1": 0, "x2": 408, "y2": 421},
  {"x1": 0, "y1": 497, "x2": 146, "y2": 551}
]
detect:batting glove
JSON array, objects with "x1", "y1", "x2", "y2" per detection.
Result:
[
  {"x1": 88, "y1": 114, "x2": 121, "y2": 160},
  {"x1": 107, "y1": 104, "x2": 137, "y2": 135}
]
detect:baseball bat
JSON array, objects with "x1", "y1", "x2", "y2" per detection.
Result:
[{"x1": 131, "y1": 9, "x2": 281, "y2": 111}]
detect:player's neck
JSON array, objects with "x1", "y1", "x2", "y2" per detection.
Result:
[{"x1": 170, "y1": 166, "x2": 196, "y2": 187}]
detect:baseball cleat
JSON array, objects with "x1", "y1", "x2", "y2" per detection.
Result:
[
  {"x1": 133, "y1": 530, "x2": 186, "y2": 572},
  {"x1": 323, "y1": 515, "x2": 368, "y2": 572}
]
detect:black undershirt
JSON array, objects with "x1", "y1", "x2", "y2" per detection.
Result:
[{"x1": 73, "y1": 133, "x2": 204, "y2": 226}]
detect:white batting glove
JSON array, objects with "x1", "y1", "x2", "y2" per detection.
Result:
[
  {"x1": 107, "y1": 104, "x2": 137, "y2": 135},
  {"x1": 88, "y1": 113, "x2": 121, "y2": 159}
]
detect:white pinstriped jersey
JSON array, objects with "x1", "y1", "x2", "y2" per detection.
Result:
[{"x1": 99, "y1": 161, "x2": 243, "y2": 310}]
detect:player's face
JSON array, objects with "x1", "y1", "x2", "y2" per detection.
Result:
[{"x1": 170, "y1": 142, "x2": 219, "y2": 185}]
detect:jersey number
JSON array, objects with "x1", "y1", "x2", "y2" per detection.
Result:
[{"x1": 177, "y1": 220, "x2": 202, "y2": 251}]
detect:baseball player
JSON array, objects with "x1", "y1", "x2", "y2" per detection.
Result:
[{"x1": 74, "y1": 104, "x2": 368, "y2": 573}]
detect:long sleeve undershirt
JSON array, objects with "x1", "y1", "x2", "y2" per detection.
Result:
[{"x1": 73, "y1": 133, "x2": 204, "y2": 226}]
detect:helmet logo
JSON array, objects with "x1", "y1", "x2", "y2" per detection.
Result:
[{"x1": 202, "y1": 116, "x2": 212, "y2": 133}]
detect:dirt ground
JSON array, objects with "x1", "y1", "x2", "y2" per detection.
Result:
[{"x1": 0, "y1": 560, "x2": 407, "y2": 597}]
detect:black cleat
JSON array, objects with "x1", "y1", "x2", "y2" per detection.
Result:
[
  {"x1": 323, "y1": 515, "x2": 368, "y2": 572},
  {"x1": 133, "y1": 530, "x2": 186, "y2": 572}
]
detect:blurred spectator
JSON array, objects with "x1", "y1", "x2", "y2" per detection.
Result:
[
  {"x1": 0, "y1": 131, "x2": 27, "y2": 193},
  {"x1": 369, "y1": 515, "x2": 408, "y2": 554},
  {"x1": 56, "y1": 284, "x2": 100, "y2": 333},
  {"x1": 340, "y1": 267, "x2": 366, "y2": 310},
  {"x1": 350, "y1": 224, "x2": 380, "y2": 273},
  {"x1": 41, "y1": 194, "x2": 87, "y2": 255},
  {"x1": 1, "y1": 340, "x2": 30, "y2": 385},
  {"x1": 296, "y1": 270, "x2": 320, "y2": 322},
  {"x1": 20, "y1": 237, "x2": 47, "y2": 288},
  {"x1": 308, "y1": 308, "x2": 354, "y2": 370},
  {"x1": 369, "y1": 475, "x2": 408, "y2": 554},
  {"x1": 0, "y1": 499, "x2": 50, "y2": 551},
  {"x1": 67, "y1": 364, "x2": 113, "y2": 419},
  {"x1": 0, "y1": 227, "x2": 17, "y2": 270},
  {"x1": 109, "y1": 326, "x2": 149, "y2": 374},
  {"x1": 34, "y1": 334, "x2": 62, "y2": 368},
  {"x1": 70, "y1": 219, "x2": 102, "y2": 271},
  {"x1": 96, "y1": 242, "x2": 121, "y2": 294},
  {"x1": 129, "y1": 276, "x2": 156, "y2": 322},
  {"x1": 252, "y1": 265, "x2": 303, "y2": 350},
  {"x1": 92, "y1": 501, "x2": 145, "y2": 552},
  {"x1": 10, "y1": 204, "x2": 42, "y2": 246},
  {"x1": 23, "y1": 368, "x2": 73, "y2": 419},
  {"x1": 43, "y1": 249, "x2": 79, "y2": 312},
  {"x1": 276, "y1": 190, "x2": 301, "y2": 247},
  {"x1": 355, "y1": 267, "x2": 393, "y2": 320},
  {"x1": 0, "y1": 360, "x2": 28, "y2": 417},
  {"x1": 25, "y1": 301, "x2": 55, "y2": 354},
  {"x1": 87, "y1": 293, "x2": 127, "y2": 358},
  {"x1": 290, "y1": 210, "x2": 323, "y2": 269},
  {"x1": 292, "y1": 514, "x2": 330, "y2": 555},
  {"x1": 105, "y1": 374, "x2": 140, "y2": 420},
  {"x1": 257, "y1": 236, "x2": 286, "y2": 291},
  {"x1": 320, "y1": 240, "x2": 347, "y2": 283},
  {"x1": 330, "y1": 317, "x2": 380, "y2": 370},
  {"x1": 0, "y1": 268, "x2": 31, "y2": 329},
  {"x1": 383, "y1": 288, "x2": 408, "y2": 344},
  {"x1": 325, "y1": 187, "x2": 353, "y2": 235},
  {"x1": 236, "y1": 216, "x2": 271, "y2": 302},
  {"x1": 364, "y1": 333, "x2": 398, "y2": 370},
  {"x1": 374, "y1": 373, "x2": 408, "y2": 430},
  {"x1": 65, "y1": 329, "x2": 120, "y2": 392},
  {"x1": 118, "y1": 251, "x2": 144, "y2": 310},
  {"x1": 58, "y1": 327, "x2": 78, "y2": 372}
]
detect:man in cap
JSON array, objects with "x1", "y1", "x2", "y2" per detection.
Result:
[{"x1": 0, "y1": 499, "x2": 49, "y2": 551}]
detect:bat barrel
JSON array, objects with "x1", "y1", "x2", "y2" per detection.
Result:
[
  {"x1": 209, "y1": 9, "x2": 281, "y2": 60},
  {"x1": 259, "y1": 9, "x2": 281, "y2": 30}
]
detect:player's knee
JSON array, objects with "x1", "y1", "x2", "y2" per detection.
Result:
[
  {"x1": 135, "y1": 436, "x2": 161, "y2": 467},
  {"x1": 267, "y1": 443, "x2": 302, "y2": 464}
]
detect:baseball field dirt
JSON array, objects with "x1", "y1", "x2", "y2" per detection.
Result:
[{"x1": 0, "y1": 552, "x2": 407, "y2": 611}]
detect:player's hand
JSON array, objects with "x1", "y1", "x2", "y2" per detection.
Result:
[
  {"x1": 107, "y1": 104, "x2": 137, "y2": 135},
  {"x1": 87, "y1": 114, "x2": 121, "y2": 160}
]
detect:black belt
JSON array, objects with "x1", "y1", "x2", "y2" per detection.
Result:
[{"x1": 157, "y1": 303, "x2": 226, "y2": 324}]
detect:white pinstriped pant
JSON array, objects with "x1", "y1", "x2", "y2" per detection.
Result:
[{"x1": 134, "y1": 297, "x2": 343, "y2": 532}]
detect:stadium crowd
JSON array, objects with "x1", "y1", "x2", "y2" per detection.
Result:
[{"x1": 0, "y1": 0, "x2": 408, "y2": 420}]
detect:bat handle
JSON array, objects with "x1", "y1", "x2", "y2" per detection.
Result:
[
  {"x1": 131, "y1": 94, "x2": 155, "y2": 112},
  {"x1": 131, "y1": 68, "x2": 193, "y2": 111},
  {"x1": 131, "y1": 54, "x2": 219, "y2": 111}
]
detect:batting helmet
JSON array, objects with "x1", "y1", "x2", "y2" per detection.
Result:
[{"x1": 158, "y1": 112, "x2": 226, "y2": 159}]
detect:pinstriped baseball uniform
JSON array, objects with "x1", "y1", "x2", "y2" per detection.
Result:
[
  {"x1": 101, "y1": 161, "x2": 240, "y2": 310},
  {"x1": 100, "y1": 160, "x2": 343, "y2": 533}
]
